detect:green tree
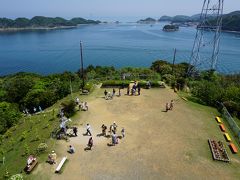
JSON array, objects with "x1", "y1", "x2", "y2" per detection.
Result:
[{"x1": 0, "y1": 102, "x2": 21, "y2": 134}]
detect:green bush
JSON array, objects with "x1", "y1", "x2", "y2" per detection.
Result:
[
  {"x1": 83, "y1": 82, "x2": 94, "y2": 92},
  {"x1": 37, "y1": 143, "x2": 48, "y2": 153},
  {"x1": 61, "y1": 100, "x2": 76, "y2": 117},
  {"x1": 19, "y1": 131, "x2": 27, "y2": 141},
  {"x1": 9, "y1": 174, "x2": 24, "y2": 180}
]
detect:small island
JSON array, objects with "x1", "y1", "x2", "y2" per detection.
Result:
[{"x1": 163, "y1": 24, "x2": 179, "y2": 32}]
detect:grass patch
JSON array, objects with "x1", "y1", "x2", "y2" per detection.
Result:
[{"x1": 0, "y1": 90, "x2": 88, "y2": 179}]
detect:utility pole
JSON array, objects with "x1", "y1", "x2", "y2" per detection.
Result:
[
  {"x1": 172, "y1": 48, "x2": 177, "y2": 76},
  {"x1": 70, "y1": 78, "x2": 73, "y2": 99},
  {"x1": 80, "y1": 41, "x2": 85, "y2": 91}
]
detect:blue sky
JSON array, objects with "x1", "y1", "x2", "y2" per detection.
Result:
[{"x1": 0, "y1": 0, "x2": 239, "y2": 21}]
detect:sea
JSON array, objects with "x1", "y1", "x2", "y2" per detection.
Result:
[{"x1": 0, "y1": 22, "x2": 240, "y2": 76}]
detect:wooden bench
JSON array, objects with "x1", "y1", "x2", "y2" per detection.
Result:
[
  {"x1": 219, "y1": 124, "x2": 226, "y2": 132},
  {"x1": 229, "y1": 143, "x2": 238, "y2": 154},
  {"x1": 216, "y1": 116, "x2": 222, "y2": 123},
  {"x1": 55, "y1": 156, "x2": 67, "y2": 173},
  {"x1": 25, "y1": 160, "x2": 38, "y2": 174},
  {"x1": 224, "y1": 133, "x2": 231, "y2": 142}
]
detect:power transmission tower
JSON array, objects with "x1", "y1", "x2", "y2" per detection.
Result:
[{"x1": 188, "y1": 0, "x2": 224, "y2": 76}]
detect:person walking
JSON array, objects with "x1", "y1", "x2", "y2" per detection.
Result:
[
  {"x1": 88, "y1": 137, "x2": 93, "y2": 150},
  {"x1": 121, "y1": 128, "x2": 125, "y2": 138},
  {"x1": 86, "y1": 124, "x2": 92, "y2": 136}
]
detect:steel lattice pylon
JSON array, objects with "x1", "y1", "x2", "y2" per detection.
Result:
[{"x1": 188, "y1": 0, "x2": 224, "y2": 76}]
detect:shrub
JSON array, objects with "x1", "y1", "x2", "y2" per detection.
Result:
[
  {"x1": 9, "y1": 174, "x2": 24, "y2": 180},
  {"x1": 19, "y1": 131, "x2": 27, "y2": 141},
  {"x1": 162, "y1": 74, "x2": 174, "y2": 85},
  {"x1": 4, "y1": 130, "x2": 12, "y2": 139},
  {"x1": 61, "y1": 100, "x2": 76, "y2": 117},
  {"x1": 37, "y1": 143, "x2": 48, "y2": 153},
  {"x1": 83, "y1": 82, "x2": 94, "y2": 92},
  {"x1": 24, "y1": 143, "x2": 30, "y2": 156}
]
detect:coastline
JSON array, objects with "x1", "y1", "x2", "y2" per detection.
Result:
[{"x1": 0, "y1": 25, "x2": 78, "y2": 32}]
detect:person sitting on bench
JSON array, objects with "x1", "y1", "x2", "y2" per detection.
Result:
[{"x1": 48, "y1": 150, "x2": 57, "y2": 164}]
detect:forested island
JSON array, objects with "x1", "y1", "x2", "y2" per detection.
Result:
[
  {"x1": 158, "y1": 11, "x2": 240, "y2": 32},
  {"x1": 163, "y1": 24, "x2": 179, "y2": 31},
  {"x1": 0, "y1": 16, "x2": 101, "y2": 31}
]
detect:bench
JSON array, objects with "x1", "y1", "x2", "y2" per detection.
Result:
[
  {"x1": 229, "y1": 143, "x2": 238, "y2": 154},
  {"x1": 219, "y1": 124, "x2": 226, "y2": 132},
  {"x1": 224, "y1": 133, "x2": 231, "y2": 142},
  {"x1": 25, "y1": 160, "x2": 38, "y2": 174},
  {"x1": 55, "y1": 156, "x2": 67, "y2": 173},
  {"x1": 216, "y1": 116, "x2": 222, "y2": 123}
]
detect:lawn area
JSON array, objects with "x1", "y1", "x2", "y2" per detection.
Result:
[
  {"x1": 0, "y1": 90, "x2": 90, "y2": 179},
  {"x1": 37, "y1": 87, "x2": 240, "y2": 179},
  {"x1": 1, "y1": 87, "x2": 240, "y2": 179}
]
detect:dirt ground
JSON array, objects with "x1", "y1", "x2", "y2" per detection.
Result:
[{"x1": 39, "y1": 87, "x2": 240, "y2": 180}]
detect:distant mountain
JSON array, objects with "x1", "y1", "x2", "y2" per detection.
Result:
[
  {"x1": 172, "y1": 15, "x2": 192, "y2": 23},
  {"x1": 221, "y1": 11, "x2": 240, "y2": 31},
  {"x1": 137, "y1": 17, "x2": 156, "y2": 23},
  {"x1": 158, "y1": 16, "x2": 173, "y2": 21},
  {"x1": 0, "y1": 16, "x2": 100, "y2": 30}
]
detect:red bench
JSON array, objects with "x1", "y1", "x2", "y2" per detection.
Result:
[
  {"x1": 229, "y1": 143, "x2": 238, "y2": 154},
  {"x1": 219, "y1": 124, "x2": 226, "y2": 132}
]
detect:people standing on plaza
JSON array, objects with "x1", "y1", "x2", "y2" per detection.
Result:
[
  {"x1": 75, "y1": 97, "x2": 80, "y2": 105},
  {"x1": 113, "y1": 121, "x2": 118, "y2": 132},
  {"x1": 86, "y1": 124, "x2": 92, "y2": 136},
  {"x1": 121, "y1": 128, "x2": 125, "y2": 138},
  {"x1": 112, "y1": 132, "x2": 117, "y2": 146},
  {"x1": 166, "y1": 103, "x2": 170, "y2": 112},
  {"x1": 170, "y1": 100, "x2": 174, "y2": 110},
  {"x1": 73, "y1": 127, "x2": 78, "y2": 136},
  {"x1": 127, "y1": 86, "x2": 130, "y2": 95},
  {"x1": 118, "y1": 88, "x2": 121, "y2": 96},
  {"x1": 102, "y1": 124, "x2": 107, "y2": 136},
  {"x1": 112, "y1": 88, "x2": 116, "y2": 97},
  {"x1": 104, "y1": 90, "x2": 107, "y2": 97},
  {"x1": 137, "y1": 85, "x2": 141, "y2": 95}
]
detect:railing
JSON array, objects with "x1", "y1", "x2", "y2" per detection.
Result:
[{"x1": 220, "y1": 103, "x2": 240, "y2": 145}]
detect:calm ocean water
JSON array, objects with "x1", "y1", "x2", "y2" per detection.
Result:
[{"x1": 0, "y1": 22, "x2": 239, "y2": 76}]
